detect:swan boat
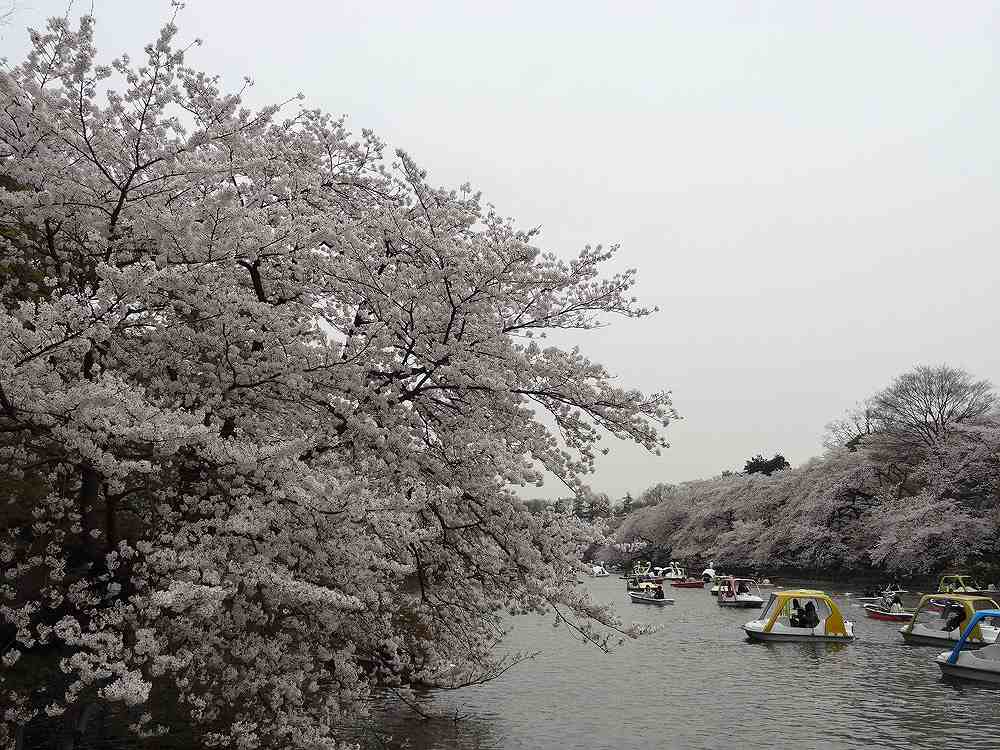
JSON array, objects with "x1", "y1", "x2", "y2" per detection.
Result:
[
  {"x1": 653, "y1": 562, "x2": 687, "y2": 581},
  {"x1": 744, "y1": 590, "x2": 855, "y2": 643},
  {"x1": 936, "y1": 609, "x2": 1000, "y2": 684},
  {"x1": 701, "y1": 562, "x2": 717, "y2": 582}
]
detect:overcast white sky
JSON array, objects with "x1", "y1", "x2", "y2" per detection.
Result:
[{"x1": 5, "y1": 1, "x2": 999, "y2": 499}]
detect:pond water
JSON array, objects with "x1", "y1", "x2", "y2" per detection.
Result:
[{"x1": 368, "y1": 577, "x2": 1000, "y2": 749}]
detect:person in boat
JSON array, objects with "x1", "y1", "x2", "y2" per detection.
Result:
[
  {"x1": 653, "y1": 585, "x2": 665, "y2": 600},
  {"x1": 790, "y1": 599, "x2": 805, "y2": 627},
  {"x1": 803, "y1": 601, "x2": 820, "y2": 628},
  {"x1": 737, "y1": 581, "x2": 749, "y2": 595},
  {"x1": 942, "y1": 602, "x2": 966, "y2": 633}
]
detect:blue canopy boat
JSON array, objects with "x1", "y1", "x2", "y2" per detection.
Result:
[{"x1": 936, "y1": 609, "x2": 1000, "y2": 684}]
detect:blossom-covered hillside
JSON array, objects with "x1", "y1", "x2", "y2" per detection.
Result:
[{"x1": 614, "y1": 366, "x2": 1000, "y2": 578}]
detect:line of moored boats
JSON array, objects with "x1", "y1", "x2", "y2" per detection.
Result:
[{"x1": 590, "y1": 561, "x2": 1000, "y2": 685}]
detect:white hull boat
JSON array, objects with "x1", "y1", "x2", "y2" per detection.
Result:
[
  {"x1": 629, "y1": 592, "x2": 674, "y2": 606},
  {"x1": 900, "y1": 594, "x2": 1000, "y2": 648},
  {"x1": 937, "y1": 648, "x2": 1000, "y2": 684},
  {"x1": 701, "y1": 562, "x2": 716, "y2": 583},
  {"x1": 744, "y1": 625, "x2": 854, "y2": 643},
  {"x1": 935, "y1": 608, "x2": 1000, "y2": 683},
  {"x1": 718, "y1": 577, "x2": 765, "y2": 608},
  {"x1": 721, "y1": 595, "x2": 765, "y2": 608},
  {"x1": 900, "y1": 622, "x2": 999, "y2": 648},
  {"x1": 744, "y1": 590, "x2": 855, "y2": 643}
]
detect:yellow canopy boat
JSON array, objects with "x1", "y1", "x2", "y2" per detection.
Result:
[
  {"x1": 743, "y1": 589, "x2": 854, "y2": 643},
  {"x1": 937, "y1": 574, "x2": 989, "y2": 596},
  {"x1": 899, "y1": 593, "x2": 999, "y2": 648}
]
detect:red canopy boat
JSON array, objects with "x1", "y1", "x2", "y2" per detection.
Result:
[{"x1": 671, "y1": 579, "x2": 705, "y2": 589}]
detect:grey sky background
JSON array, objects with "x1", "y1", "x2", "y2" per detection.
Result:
[{"x1": 4, "y1": 1, "x2": 999, "y2": 500}]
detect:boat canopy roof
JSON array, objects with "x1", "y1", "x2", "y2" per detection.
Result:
[
  {"x1": 939, "y1": 574, "x2": 981, "y2": 588},
  {"x1": 915, "y1": 593, "x2": 997, "y2": 608},
  {"x1": 945, "y1": 609, "x2": 1000, "y2": 664},
  {"x1": 760, "y1": 590, "x2": 849, "y2": 637},
  {"x1": 777, "y1": 589, "x2": 833, "y2": 599}
]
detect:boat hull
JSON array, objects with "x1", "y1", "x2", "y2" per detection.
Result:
[
  {"x1": 629, "y1": 593, "x2": 674, "y2": 606},
  {"x1": 900, "y1": 632, "x2": 986, "y2": 649},
  {"x1": 937, "y1": 661, "x2": 1000, "y2": 684},
  {"x1": 720, "y1": 600, "x2": 764, "y2": 608},
  {"x1": 744, "y1": 628, "x2": 854, "y2": 643},
  {"x1": 671, "y1": 581, "x2": 705, "y2": 589},
  {"x1": 863, "y1": 605, "x2": 912, "y2": 623}
]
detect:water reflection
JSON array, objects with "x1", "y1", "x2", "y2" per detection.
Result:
[{"x1": 369, "y1": 579, "x2": 1000, "y2": 749}]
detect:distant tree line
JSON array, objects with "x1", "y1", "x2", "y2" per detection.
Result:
[{"x1": 611, "y1": 365, "x2": 1000, "y2": 580}]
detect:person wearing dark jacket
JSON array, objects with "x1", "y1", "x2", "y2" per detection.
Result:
[
  {"x1": 942, "y1": 602, "x2": 966, "y2": 632},
  {"x1": 803, "y1": 601, "x2": 820, "y2": 628},
  {"x1": 790, "y1": 599, "x2": 805, "y2": 627}
]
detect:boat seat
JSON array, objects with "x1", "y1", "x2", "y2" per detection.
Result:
[{"x1": 973, "y1": 644, "x2": 1000, "y2": 662}]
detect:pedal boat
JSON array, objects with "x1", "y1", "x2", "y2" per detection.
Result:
[
  {"x1": 718, "y1": 577, "x2": 765, "y2": 608},
  {"x1": 625, "y1": 576, "x2": 659, "y2": 593},
  {"x1": 701, "y1": 561, "x2": 717, "y2": 582},
  {"x1": 708, "y1": 575, "x2": 731, "y2": 596},
  {"x1": 671, "y1": 578, "x2": 705, "y2": 589},
  {"x1": 936, "y1": 609, "x2": 1000, "y2": 684},
  {"x1": 652, "y1": 561, "x2": 687, "y2": 581},
  {"x1": 626, "y1": 561, "x2": 665, "y2": 583},
  {"x1": 744, "y1": 590, "x2": 855, "y2": 643},
  {"x1": 937, "y1": 574, "x2": 991, "y2": 597},
  {"x1": 900, "y1": 594, "x2": 1000, "y2": 648},
  {"x1": 863, "y1": 603, "x2": 913, "y2": 623},
  {"x1": 629, "y1": 591, "x2": 674, "y2": 606},
  {"x1": 856, "y1": 583, "x2": 908, "y2": 603}
]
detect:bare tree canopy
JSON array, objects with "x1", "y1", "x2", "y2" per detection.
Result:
[
  {"x1": 823, "y1": 398, "x2": 879, "y2": 451},
  {"x1": 872, "y1": 365, "x2": 995, "y2": 451}
]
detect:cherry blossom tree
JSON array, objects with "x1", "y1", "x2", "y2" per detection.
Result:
[
  {"x1": 0, "y1": 12, "x2": 673, "y2": 749},
  {"x1": 870, "y1": 420, "x2": 1000, "y2": 574}
]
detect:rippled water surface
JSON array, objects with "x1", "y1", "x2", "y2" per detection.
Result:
[{"x1": 370, "y1": 578, "x2": 1000, "y2": 749}]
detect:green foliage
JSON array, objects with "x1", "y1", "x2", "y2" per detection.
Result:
[{"x1": 743, "y1": 453, "x2": 791, "y2": 476}]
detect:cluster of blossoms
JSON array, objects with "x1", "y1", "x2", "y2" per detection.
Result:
[{"x1": 0, "y1": 10, "x2": 672, "y2": 749}]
